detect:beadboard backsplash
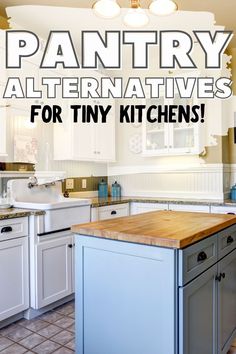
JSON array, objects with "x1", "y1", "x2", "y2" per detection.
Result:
[{"x1": 108, "y1": 164, "x2": 232, "y2": 201}]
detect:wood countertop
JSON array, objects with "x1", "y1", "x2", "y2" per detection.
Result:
[{"x1": 71, "y1": 210, "x2": 236, "y2": 249}]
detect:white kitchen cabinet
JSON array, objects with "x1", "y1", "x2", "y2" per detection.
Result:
[
  {"x1": 0, "y1": 236, "x2": 29, "y2": 321},
  {"x1": 54, "y1": 97, "x2": 115, "y2": 162},
  {"x1": 35, "y1": 234, "x2": 74, "y2": 309},
  {"x1": 91, "y1": 203, "x2": 129, "y2": 222},
  {"x1": 142, "y1": 93, "x2": 203, "y2": 156},
  {"x1": 130, "y1": 202, "x2": 168, "y2": 215}
]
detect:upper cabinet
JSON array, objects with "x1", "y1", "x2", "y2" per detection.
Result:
[
  {"x1": 142, "y1": 93, "x2": 203, "y2": 157},
  {"x1": 54, "y1": 71, "x2": 116, "y2": 163},
  {"x1": 54, "y1": 97, "x2": 115, "y2": 163}
]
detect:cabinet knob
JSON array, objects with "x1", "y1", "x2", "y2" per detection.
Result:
[
  {"x1": 227, "y1": 235, "x2": 234, "y2": 244},
  {"x1": 1, "y1": 226, "x2": 13, "y2": 233},
  {"x1": 68, "y1": 244, "x2": 73, "y2": 248},
  {"x1": 111, "y1": 210, "x2": 117, "y2": 215},
  {"x1": 215, "y1": 273, "x2": 226, "y2": 282},
  {"x1": 197, "y1": 251, "x2": 207, "y2": 262}
]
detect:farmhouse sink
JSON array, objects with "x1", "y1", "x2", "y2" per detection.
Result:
[
  {"x1": 13, "y1": 198, "x2": 90, "y2": 210},
  {"x1": 7, "y1": 179, "x2": 91, "y2": 233}
]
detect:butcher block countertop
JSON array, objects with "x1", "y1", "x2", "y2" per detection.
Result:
[{"x1": 72, "y1": 210, "x2": 236, "y2": 249}]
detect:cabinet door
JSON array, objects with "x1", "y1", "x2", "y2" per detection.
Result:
[
  {"x1": 0, "y1": 237, "x2": 29, "y2": 321},
  {"x1": 73, "y1": 120, "x2": 95, "y2": 161},
  {"x1": 169, "y1": 95, "x2": 201, "y2": 155},
  {"x1": 36, "y1": 235, "x2": 73, "y2": 309},
  {"x1": 179, "y1": 264, "x2": 217, "y2": 354},
  {"x1": 142, "y1": 97, "x2": 169, "y2": 156},
  {"x1": 94, "y1": 98, "x2": 115, "y2": 162},
  {"x1": 218, "y1": 249, "x2": 236, "y2": 354}
]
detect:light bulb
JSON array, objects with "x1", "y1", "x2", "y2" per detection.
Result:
[
  {"x1": 149, "y1": 0, "x2": 177, "y2": 16},
  {"x1": 124, "y1": 7, "x2": 149, "y2": 27},
  {"x1": 93, "y1": 0, "x2": 121, "y2": 19}
]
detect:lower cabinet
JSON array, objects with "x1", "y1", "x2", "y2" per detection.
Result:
[
  {"x1": 179, "y1": 265, "x2": 217, "y2": 354},
  {"x1": 218, "y1": 249, "x2": 236, "y2": 354},
  {"x1": 91, "y1": 203, "x2": 129, "y2": 222},
  {"x1": 0, "y1": 237, "x2": 29, "y2": 321},
  {"x1": 179, "y1": 247, "x2": 236, "y2": 354},
  {"x1": 130, "y1": 202, "x2": 168, "y2": 215},
  {"x1": 35, "y1": 234, "x2": 74, "y2": 309}
]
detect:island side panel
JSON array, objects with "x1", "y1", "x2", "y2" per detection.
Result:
[{"x1": 75, "y1": 235, "x2": 177, "y2": 354}]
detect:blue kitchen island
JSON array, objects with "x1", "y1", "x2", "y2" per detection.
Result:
[{"x1": 72, "y1": 210, "x2": 236, "y2": 354}]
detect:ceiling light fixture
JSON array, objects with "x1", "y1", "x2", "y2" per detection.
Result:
[
  {"x1": 92, "y1": 0, "x2": 178, "y2": 26},
  {"x1": 124, "y1": 0, "x2": 149, "y2": 27},
  {"x1": 93, "y1": 0, "x2": 121, "y2": 19},
  {"x1": 149, "y1": 0, "x2": 177, "y2": 16}
]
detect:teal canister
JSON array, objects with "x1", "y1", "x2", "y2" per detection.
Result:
[
  {"x1": 111, "y1": 181, "x2": 121, "y2": 198},
  {"x1": 98, "y1": 179, "x2": 108, "y2": 198},
  {"x1": 230, "y1": 184, "x2": 236, "y2": 201}
]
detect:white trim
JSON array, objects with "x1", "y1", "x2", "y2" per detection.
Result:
[
  {"x1": 123, "y1": 190, "x2": 224, "y2": 201},
  {"x1": 0, "y1": 171, "x2": 34, "y2": 178},
  {"x1": 108, "y1": 163, "x2": 224, "y2": 176}
]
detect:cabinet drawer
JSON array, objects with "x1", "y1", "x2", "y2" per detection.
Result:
[
  {"x1": 178, "y1": 234, "x2": 217, "y2": 286},
  {"x1": 130, "y1": 202, "x2": 168, "y2": 215},
  {"x1": 211, "y1": 206, "x2": 236, "y2": 215},
  {"x1": 98, "y1": 203, "x2": 129, "y2": 221},
  {"x1": 218, "y1": 224, "x2": 236, "y2": 259},
  {"x1": 169, "y1": 203, "x2": 210, "y2": 213},
  {"x1": 0, "y1": 217, "x2": 28, "y2": 241}
]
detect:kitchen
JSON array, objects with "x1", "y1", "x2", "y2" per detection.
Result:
[{"x1": 0, "y1": 0, "x2": 236, "y2": 354}]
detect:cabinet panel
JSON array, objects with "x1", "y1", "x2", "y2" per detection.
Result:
[
  {"x1": 218, "y1": 224, "x2": 236, "y2": 260},
  {"x1": 130, "y1": 202, "x2": 168, "y2": 215},
  {"x1": 0, "y1": 237, "x2": 29, "y2": 321},
  {"x1": 179, "y1": 264, "x2": 217, "y2": 354},
  {"x1": 178, "y1": 234, "x2": 217, "y2": 286},
  {"x1": 218, "y1": 249, "x2": 236, "y2": 354},
  {"x1": 76, "y1": 236, "x2": 176, "y2": 354},
  {"x1": 98, "y1": 203, "x2": 129, "y2": 221},
  {"x1": 36, "y1": 235, "x2": 73, "y2": 308}
]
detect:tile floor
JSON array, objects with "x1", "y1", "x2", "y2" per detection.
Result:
[
  {"x1": 0, "y1": 301, "x2": 235, "y2": 354},
  {"x1": 0, "y1": 301, "x2": 75, "y2": 353}
]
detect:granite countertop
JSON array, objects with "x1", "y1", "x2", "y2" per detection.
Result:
[
  {"x1": 72, "y1": 210, "x2": 236, "y2": 249},
  {"x1": 0, "y1": 208, "x2": 45, "y2": 220},
  {"x1": 84, "y1": 196, "x2": 236, "y2": 208}
]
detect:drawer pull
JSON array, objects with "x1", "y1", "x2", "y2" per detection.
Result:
[
  {"x1": 227, "y1": 236, "x2": 234, "y2": 244},
  {"x1": 1, "y1": 226, "x2": 13, "y2": 233},
  {"x1": 111, "y1": 210, "x2": 117, "y2": 215},
  {"x1": 227, "y1": 212, "x2": 235, "y2": 215},
  {"x1": 197, "y1": 251, "x2": 207, "y2": 262}
]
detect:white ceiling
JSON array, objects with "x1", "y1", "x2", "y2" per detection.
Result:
[{"x1": 2, "y1": 0, "x2": 236, "y2": 48}]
